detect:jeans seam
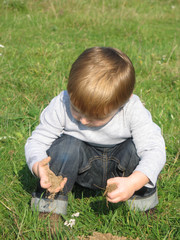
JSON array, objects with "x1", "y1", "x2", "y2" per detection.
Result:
[
  {"x1": 78, "y1": 156, "x2": 102, "y2": 174},
  {"x1": 103, "y1": 149, "x2": 108, "y2": 187},
  {"x1": 109, "y1": 156, "x2": 126, "y2": 171}
]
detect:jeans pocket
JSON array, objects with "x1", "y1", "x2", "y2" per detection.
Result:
[
  {"x1": 78, "y1": 156, "x2": 100, "y2": 174},
  {"x1": 77, "y1": 159, "x2": 99, "y2": 189},
  {"x1": 117, "y1": 163, "x2": 126, "y2": 177},
  {"x1": 78, "y1": 162, "x2": 91, "y2": 174},
  {"x1": 78, "y1": 161, "x2": 91, "y2": 174}
]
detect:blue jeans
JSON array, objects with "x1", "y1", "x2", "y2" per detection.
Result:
[{"x1": 46, "y1": 134, "x2": 140, "y2": 195}]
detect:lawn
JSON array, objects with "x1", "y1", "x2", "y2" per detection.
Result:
[{"x1": 0, "y1": 0, "x2": 179, "y2": 239}]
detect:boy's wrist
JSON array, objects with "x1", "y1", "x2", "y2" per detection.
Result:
[{"x1": 128, "y1": 171, "x2": 149, "y2": 192}]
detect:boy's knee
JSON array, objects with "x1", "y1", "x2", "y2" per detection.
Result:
[
  {"x1": 47, "y1": 135, "x2": 85, "y2": 168},
  {"x1": 46, "y1": 135, "x2": 84, "y2": 176},
  {"x1": 47, "y1": 135, "x2": 82, "y2": 156},
  {"x1": 124, "y1": 139, "x2": 137, "y2": 154},
  {"x1": 125, "y1": 139, "x2": 139, "y2": 161}
]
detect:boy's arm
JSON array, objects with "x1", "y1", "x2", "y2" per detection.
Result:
[
  {"x1": 127, "y1": 96, "x2": 166, "y2": 188},
  {"x1": 106, "y1": 171, "x2": 149, "y2": 203},
  {"x1": 25, "y1": 93, "x2": 65, "y2": 174},
  {"x1": 106, "y1": 96, "x2": 166, "y2": 203}
]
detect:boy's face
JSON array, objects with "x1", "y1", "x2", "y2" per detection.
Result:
[{"x1": 70, "y1": 103, "x2": 118, "y2": 127}]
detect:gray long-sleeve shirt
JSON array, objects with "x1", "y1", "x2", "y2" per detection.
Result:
[{"x1": 25, "y1": 90, "x2": 166, "y2": 188}]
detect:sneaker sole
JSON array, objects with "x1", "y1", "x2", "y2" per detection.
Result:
[
  {"x1": 31, "y1": 196, "x2": 68, "y2": 215},
  {"x1": 127, "y1": 190, "x2": 159, "y2": 211}
]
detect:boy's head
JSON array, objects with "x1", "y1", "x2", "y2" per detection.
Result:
[{"x1": 67, "y1": 47, "x2": 135, "y2": 120}]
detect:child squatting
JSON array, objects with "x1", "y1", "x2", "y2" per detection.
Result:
[{"x1": 25, "y1": 47, "x2": 166, "y2": 214}]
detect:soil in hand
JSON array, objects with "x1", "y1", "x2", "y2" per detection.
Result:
[
  {"x1": 104, "y1": 183, "x2": 118, "y2": 196},
  {"x1": 46, "y1": 169, "x2": 65, "y2": 199}
]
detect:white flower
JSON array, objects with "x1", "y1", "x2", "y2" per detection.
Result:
[
  {"x1": 64, "y1": 212, "x2": 80, "y2": 228},
  {"x1": 71, "y1": 212, "x2": 80, "y2": 217},
  {"x1": 0, "y1": 136, "x2": 16, "y2": 141},
  {"x1": 162, "y1": 55, "x2": 166, "y2": 60},
  {"x1": 64, "y1": 219, "x2": 76, "y2": 228},
  {"x1": 0, "y1": 44, "x2": 5, "y2": 48}
]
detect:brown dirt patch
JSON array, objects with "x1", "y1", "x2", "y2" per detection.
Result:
[
  {"x1": 78, "y1": 232, "x2": 139, "y2": 240},
  {"x1": 39, "y1": 212, "x2": 61, "y2": 235},
  {"x1": 39, "y1": 212, "x2": 61, "y2": 222}
]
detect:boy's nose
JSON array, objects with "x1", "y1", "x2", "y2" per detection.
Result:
[{"x1": 80, "y1": 117, "x2": 90, "y2": 125}]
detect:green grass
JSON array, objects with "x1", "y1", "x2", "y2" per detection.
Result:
[{"x1": 0, "y1": 0, "x2": 179, "y2": 239}]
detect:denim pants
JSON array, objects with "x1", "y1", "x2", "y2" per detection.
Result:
[{"x1": 46, "y1": 134, "x2": 140, "y2": 195}]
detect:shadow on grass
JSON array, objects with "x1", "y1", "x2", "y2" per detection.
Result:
[
  {"x1": 18, "y1": 164, "x2": 38, "y2": 194},
  {"x1": 72, "y1": 183, "x2": 103, "y2": 198},
  {"x1": 72, "y1": 183, "x2": 124, "y2": 215},
  {"x1": 90, "y1": 199, "x2": 124, "y2": 215}
]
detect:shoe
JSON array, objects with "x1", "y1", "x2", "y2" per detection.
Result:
[
  {"x1": 31, "y1": 192, "x2": 68, "y2": 215},
  {"x1": 127, "y1": 187, "x2": 158, "y2": 211}
]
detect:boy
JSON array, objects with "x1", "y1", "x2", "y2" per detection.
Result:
[{"x1": 25, "y1": 47, "x2": 166, "y2": 215}]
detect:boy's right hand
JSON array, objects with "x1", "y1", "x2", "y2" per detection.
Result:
[
  {"x1": 34, "y1": 157, "x2": 52, "y2": 189},
  {"x1": 32, "y1": 157, "x2": 67, "y2": 193}
]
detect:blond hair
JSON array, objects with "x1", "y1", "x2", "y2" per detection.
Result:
[{"x1": 67, "y1": 47, "x2": 135, "y2": 119}]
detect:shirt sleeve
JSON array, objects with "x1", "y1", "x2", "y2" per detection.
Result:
[
  {"x1": 25, "y1": 93, "x2": 65, "y2": 173},
  {"x1": 127, "y1": 96, "x2": 166, "y2": 187}
]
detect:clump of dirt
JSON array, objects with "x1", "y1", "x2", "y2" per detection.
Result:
[
  {"x1": 46, "y1": 169, "x2": 65, "y2": 199},
  {"x1": 103, "y1": 183, "x2": 118, "y2": 196},
  {"x1": 39, "y1": 212, "x2": 61, "y2": 236},
  {"x1": 78, "y1": 232, "x2": 139, "y2": 240}
]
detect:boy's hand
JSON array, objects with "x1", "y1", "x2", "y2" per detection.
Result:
[
  {"x1": 32, "y1": 157, "x2": 67, "y2": 193},
  {"x1": 106, "y1": 177, "x2": 135, "y2": 203},
  {"x1": 106, "y1": 171, "x2": 149, "y2": 203}
]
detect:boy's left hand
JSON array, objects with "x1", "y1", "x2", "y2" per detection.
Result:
[
  {"x1": 106, "y1": 177, "x2": 135, "y2": 203},
  {"x1": 106, "y1": 171, "x2": 149, "y2": 203}
]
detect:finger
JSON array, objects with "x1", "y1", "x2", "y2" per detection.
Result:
[
  {"x1": 59, "y1": 177, "x2": 68, "y2": 190},
  {"x1": 107, "y1": 188, "x2": 120, "y2": 199},
  {"x1": 61, "y1": 177, "x2": 68, "y2": 187},
  {"x1": 40, "y1": 156, "x2": 51, "y2": 166},
  {"x1": 48, "y1": 177, "x2": 68, "y2": 193},
  {"x1": 107, "y1": 190, "x2": 129, "y2": 202},
  {"x1": 40, "y1": 180, "x2": 51, "y2": 189},
  {"x1": 106, "y1": 196, "x2": 122, "y2": 203},
  {"x1": 53, "y1": 177, "x2": 68, "y2": 193},
  {"x1": 48, "y1": 185, "x2": 62, "y2": 193}
]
